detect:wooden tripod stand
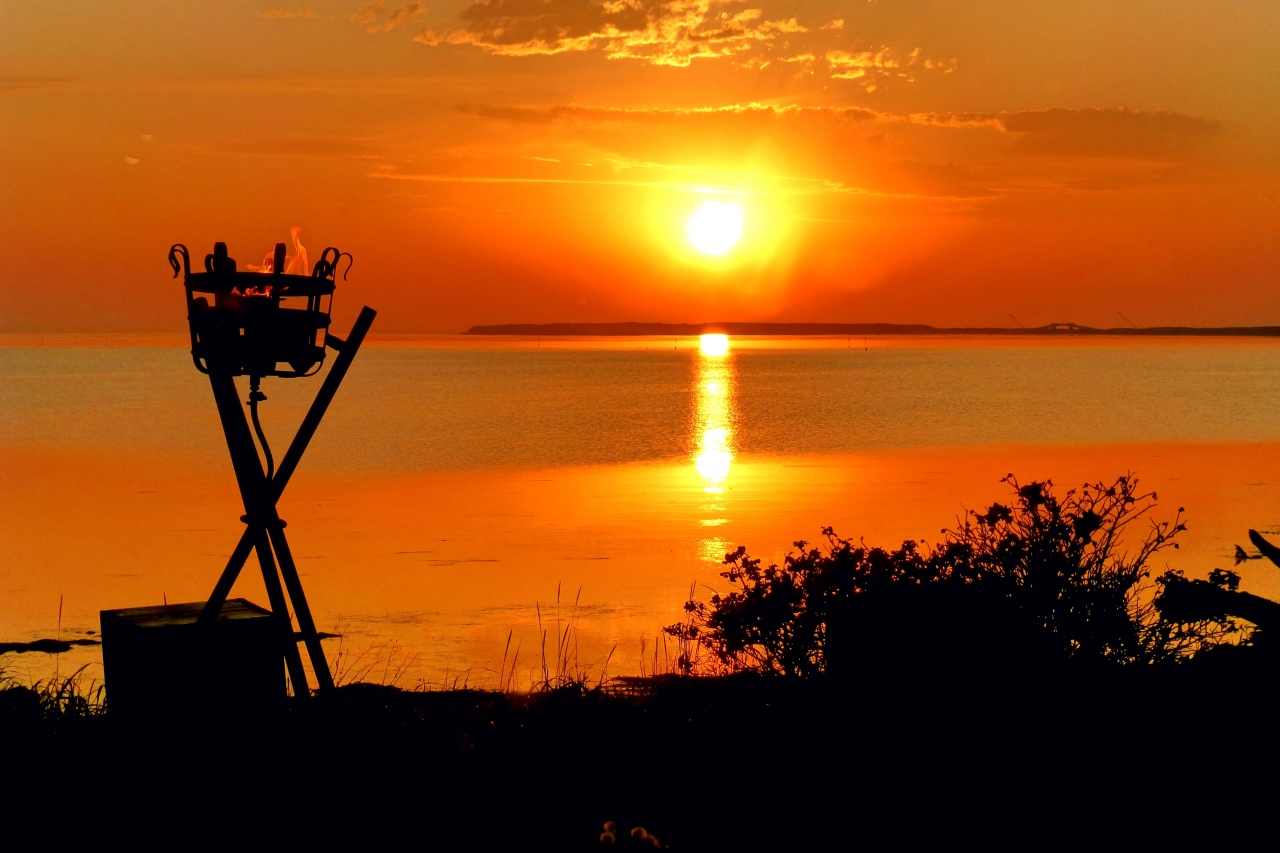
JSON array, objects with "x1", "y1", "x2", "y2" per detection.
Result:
[{"x1": 197, "y1": 306, "x2": 377, "y2": 696}]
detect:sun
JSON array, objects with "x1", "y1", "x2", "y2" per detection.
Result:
[
  {"x1": 699, "y1": 333, "x2": 729, "y2": 356},
  {"x1": 687, "y1": 201, "x2": 743, "y2": 256}
]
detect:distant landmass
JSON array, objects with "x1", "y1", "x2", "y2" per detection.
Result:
[{"x1": 466, "y1": 321, "x2": 1280, "y2": 337}]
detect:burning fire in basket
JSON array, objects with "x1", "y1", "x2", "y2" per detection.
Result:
[{"x1": 168, "y1": 229, "x2": 352, "y2": 381}]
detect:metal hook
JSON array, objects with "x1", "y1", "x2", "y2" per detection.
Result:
[
  {"x1": 168, "y1": 243, "x2": 190, "y2": 278},
  {"x1": 313, "y1": 247, "x2": 341, "y2": 280},
  {"x1": 310, "y1": 247, "x2": 352, "y2": 280}
]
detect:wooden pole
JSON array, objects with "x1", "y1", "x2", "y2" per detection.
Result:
[
  {"x1": 269, "y1": 306, "x2": 377, "y2": 504},
  {"x1": 251, "y1": 527, "x2": 310, "y2": 695},
  {"x1": 266, "y1": 522, "x2": 334, "y2": 690},
  {"x1": 199, "y1": 527, "x2": 254, "y2": 626}
]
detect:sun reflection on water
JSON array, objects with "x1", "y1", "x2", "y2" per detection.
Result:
[{"x1": 694, "y1": 334, "x2": 735, "y2": 494}]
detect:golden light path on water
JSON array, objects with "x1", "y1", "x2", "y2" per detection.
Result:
[{"x1": 694, "y1": 333, "x2": 736, "y2": 564}]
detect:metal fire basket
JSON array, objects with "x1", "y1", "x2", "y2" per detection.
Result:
[{"x1": 169, "y1": 240, "x2": 349, "y2": 378}]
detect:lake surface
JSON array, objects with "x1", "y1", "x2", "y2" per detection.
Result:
[{"x1": 6, "y1": 334, "x2": 1280, "y2": 688}]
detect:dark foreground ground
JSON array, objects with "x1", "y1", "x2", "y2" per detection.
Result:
[{"x1": 5, "y1": 661, "x2": 1280, "y2": 849}]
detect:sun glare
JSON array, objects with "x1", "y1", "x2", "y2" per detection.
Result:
[
  {"x1": 699, "y1": 333, "x2": 729, "y2": 356},
  {"x1": 687, "y1": 201, "x2": 743, "y2": 256}
]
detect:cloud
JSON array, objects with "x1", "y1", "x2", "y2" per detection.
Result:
[
  {"x1": 825, "y1": 47, "x2": 939, "y2": 91},
  {"x1": 260, "y1": 7, "x2": 315, "y2": 18},
  {"x1": 416, "y1": 0, "x2": 811, "y2": 67},
  {"x1": 173, "y1": 136, "x2": 379, "y2": 160},
  {"x1": 827, "y1": 46, "x2": 916, "y2": 72},
  {"x1": 458, "y1": 102, "x2": 886, "y2": 125},
  {"x1": 998, "y1": 107, "x2": 1222, "y2": 159},
  {"x1": 0, "y1": 76, "x2": 72, "y2": 91},
  {"x1": 366, "y1": 169, "x2": 863, "y2": 197},
  {"x1": 406, "y1": 0, "x2": 944, "y2": 83},
  {"x1": 350, "y1": 1, "x2": 385, "y2": 24},
  {"x1": 364, "y1": 2, "x2": 425, "y2": 32},
  {"x1": 459, "y1": 102, "x2": 1217, "y2": 154},
  {"x1": 457, "y1": 102, "x2": 1222, "y2": 181},
  {"x1": 906, "y1": 112, "x2": 1004, "y2": 129}
]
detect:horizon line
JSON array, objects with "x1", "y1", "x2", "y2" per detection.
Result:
[{"x1": 464, "y1": 321, "x2": 1280, "y2": 338}]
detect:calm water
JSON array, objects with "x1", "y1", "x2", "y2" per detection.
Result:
[
  {"x1": 5, "y1": 335, "x2": 1280, "y2": 687},
  {"x1": 6, "y1": 337, "x2": 1280, "y2": 469}
]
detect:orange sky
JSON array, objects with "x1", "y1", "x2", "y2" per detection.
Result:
[{"x1": 2, "y1": 1, "x2": 1278, "y2": 332}]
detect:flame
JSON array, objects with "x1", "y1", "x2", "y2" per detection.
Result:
[
  {"x1": 247, "y1": 226, "x2": 308, "y2": 276},
  {"x1": 284, "y1": 225, "x2": 308, "y2": 275}
]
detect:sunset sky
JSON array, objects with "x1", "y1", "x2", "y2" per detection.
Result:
[{"x1": 2, "y1": 1, "x2": 1278, "y2": 332}]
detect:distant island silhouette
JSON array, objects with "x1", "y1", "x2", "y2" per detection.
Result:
[{"x1": 465, "y1": 321, "x2": 1280, "y2": 337}]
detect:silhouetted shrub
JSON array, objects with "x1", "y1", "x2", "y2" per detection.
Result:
[
  {"x1": 1150, "y1": 567, "x2": 1258, "y2": 659},
  {"x1": 665, "y1": 475, "x2": 1246, "y2": 675}
]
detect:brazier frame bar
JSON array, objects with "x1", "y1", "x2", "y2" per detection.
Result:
[{"x1": 198, "y1": 306, "x2": 377, "y2": 695}]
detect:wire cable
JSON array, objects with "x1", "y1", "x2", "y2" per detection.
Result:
[{"x1": 248, "y1": 379, "x2": 275, "y2": 481}]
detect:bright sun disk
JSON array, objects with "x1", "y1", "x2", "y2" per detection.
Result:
[
  {"x1": 687, "y1": 201, "x2": 743, "y2": 256},
  {"x1": 700, "y1": 333, "x2": 729, "y2": 356}
]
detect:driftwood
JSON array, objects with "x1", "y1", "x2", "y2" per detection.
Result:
[{"x1": 1156, "y1": 529, "x2": 1280, "y2": 629}]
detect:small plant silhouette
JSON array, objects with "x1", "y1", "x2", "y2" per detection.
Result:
[{"x1": 0, "y1": 664, "x2": 107, "y2": 721}]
